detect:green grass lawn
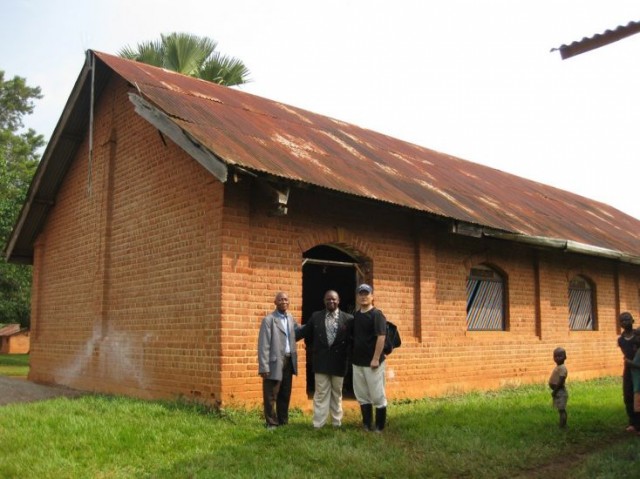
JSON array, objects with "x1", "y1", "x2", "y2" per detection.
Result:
[
  {"x1": 0, "y1": 376, "x2": 637, "y2": 478},
  {"x1": 0, "y1": 353, "x2": 29, "y2": 377}
]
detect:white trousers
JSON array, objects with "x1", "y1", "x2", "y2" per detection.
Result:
[
  {"x1": 352, "y1": 362, "x2": 387, "y2": 408},
  {"x1": 313, "y1": 373, "x2": 344, "y2": 428}
]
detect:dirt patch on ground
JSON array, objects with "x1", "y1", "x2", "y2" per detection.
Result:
[
  {"x1": 0, "y1": 376, "x2": 87, "y2": 406},
  {"x1": 513, "y1": 433, "x2": 636, "y2": 479}
]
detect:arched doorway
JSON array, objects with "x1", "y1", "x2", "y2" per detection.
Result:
[{"x1": 302, "y1": 244, "x2": 366, "y2": 398}]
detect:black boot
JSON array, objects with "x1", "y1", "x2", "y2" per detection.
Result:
[
  {"x1": 375, "y1": 406, "x2": 387, "y2": 432},
  {"x1": 360, "y1": 404, "x2": 373, "y2": 431}
]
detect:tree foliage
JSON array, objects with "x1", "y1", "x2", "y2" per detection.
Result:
[
  {"x1": 119, "y1": 32, "x2": 251, "y2": 86},
  {"x1": 0, "y1": 71, "x2": 44, "y2": 327}
]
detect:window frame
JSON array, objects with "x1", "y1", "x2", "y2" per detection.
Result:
[
  {"x1": 466, "y1": 264, "x2": 507, "y2": 331},
  {"x1": 568, "y1": 275, "x2": 597, "y2": 331}
]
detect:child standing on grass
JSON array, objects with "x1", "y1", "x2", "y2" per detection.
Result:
[{"x1": 548, "y1": 347, "x2": 568, "y2": 428}]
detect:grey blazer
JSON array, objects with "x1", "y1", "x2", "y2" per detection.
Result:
[{"x1": 257, "y1": 310, "x2": 303, "y2": 380}]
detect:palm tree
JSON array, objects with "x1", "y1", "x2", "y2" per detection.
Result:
[{"x1": 118, "y1": 32, "x2": 250, "y2": 86}]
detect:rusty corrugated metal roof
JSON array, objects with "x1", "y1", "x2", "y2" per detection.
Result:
[
  {"x1": 553, "y1": 20, "x2": 640, "y2": 59},
  {"x1": 5, "y1": 50, "x2": 640, "y2": 264}
]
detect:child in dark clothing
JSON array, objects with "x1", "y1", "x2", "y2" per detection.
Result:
[{"x1": 548, "y1": 347, "x2": 568, "y2": 428}]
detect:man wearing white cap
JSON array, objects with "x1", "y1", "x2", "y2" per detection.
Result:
[{"x1": 352, "y1": 283, "x2": 388, "y2": 432}]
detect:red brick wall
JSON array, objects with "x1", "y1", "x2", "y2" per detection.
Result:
[
  {"x1": 28, "y1": 74, "x2": 640, "y2": 407},
  {"x1": 217, "y1": 182, "x2": 639, "y2": 406},
  {"x1": 30, "y1": 78, "x2": 224, "y2": 402}
]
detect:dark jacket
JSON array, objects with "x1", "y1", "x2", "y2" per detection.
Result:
[{"x1": 305, "y1": 310, "x2": 353, "y2": 377}]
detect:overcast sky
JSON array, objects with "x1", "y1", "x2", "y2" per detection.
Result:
[{"x1": 3, "y1": 1, "x2": 640, "y2": 220}]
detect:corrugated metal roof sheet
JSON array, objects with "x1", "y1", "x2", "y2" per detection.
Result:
[
  {"x1": 553, "y1": 20, "x2": 640, "y2": 59},
  {"x1": 5, "y1": 50, "x2": 640, "y2": 264}
]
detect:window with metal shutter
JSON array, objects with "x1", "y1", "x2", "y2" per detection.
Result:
[
  {"x1": 569, "y1": 277, "x2": 595, "y2": 330},
  {"x1": 467, "y1": 266, "x2": 505, "y2": 331}
]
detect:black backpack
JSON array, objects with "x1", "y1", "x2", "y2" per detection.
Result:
[{"x1": 383, "y1": 321, "x2": 402, "y2": 354}]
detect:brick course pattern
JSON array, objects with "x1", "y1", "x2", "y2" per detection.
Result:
[{"x1": 27, "y1": 76, "x2": 639, "y2": 407}]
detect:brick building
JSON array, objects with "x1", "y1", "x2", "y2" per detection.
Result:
[
  {"x1": 0, "y1": 324, "x2": 30, "y2": 354},
  {"x1": 5, "y1": 51, "x2": 640, "y2": 406}
]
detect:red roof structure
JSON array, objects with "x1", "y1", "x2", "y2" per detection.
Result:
[{"x1": 6, "y1": 50, "x2": 640, "y2": 265}]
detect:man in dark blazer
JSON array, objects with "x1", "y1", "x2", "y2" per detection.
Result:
[
  {"x1": 258, "y1": 291, "x2": 304, "y2": 429},
  {"x1": 304, "y1": 290, "x2": 354, "y2": 428}
]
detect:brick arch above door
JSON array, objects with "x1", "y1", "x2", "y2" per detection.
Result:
[{"x1": 296, "y1": 227, "x2": 374, "y2": 264}]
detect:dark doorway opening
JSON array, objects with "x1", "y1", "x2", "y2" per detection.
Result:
[{"x1": 302, "y1": 245, "x2": 359, "y2": 398}]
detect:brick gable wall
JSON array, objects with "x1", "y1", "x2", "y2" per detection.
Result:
[{"x1": 30, "y1": 77, "x2": 224, "y2": 402}]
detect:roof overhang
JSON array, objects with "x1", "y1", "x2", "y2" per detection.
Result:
[
  {"x1": 553, "y1": 20, "x2": 640, "y2": 59},
  {"x1": 128, "y1": 93, "x2": 228, "y2": 182}
]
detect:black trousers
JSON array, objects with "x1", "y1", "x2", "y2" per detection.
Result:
[
  {"x1": 623, "y1": 369, "x2": 640, "y2": 428},
  {"x1": 263, "y1": 355, "x2": 293, "y2": 426}
]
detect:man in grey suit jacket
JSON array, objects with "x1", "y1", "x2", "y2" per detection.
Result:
[
  {"x1": 304, "y1": 290, "x2": 354, "y2": 428},
  {"x1": 258, "y1": 291, "x2": 304, "y2": 428}
]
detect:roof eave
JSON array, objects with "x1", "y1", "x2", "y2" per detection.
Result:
[{"x1": 484, "y1": 230, "x2": 640, "y2": 265}]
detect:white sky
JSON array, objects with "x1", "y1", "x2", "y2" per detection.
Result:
[{"x1": 3, "y1": 0, "x2": 640, "y2": 219}]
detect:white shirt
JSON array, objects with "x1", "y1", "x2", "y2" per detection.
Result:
[{"x1": 279, "y1": 312, "x2": 291, "y2": 354}]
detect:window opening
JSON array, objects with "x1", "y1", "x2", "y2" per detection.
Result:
[
  {"x1": 569, "y1": 276, "x2": 595, "y2": 330},
  {"x1": 467, "y1": 265, "x2": 505, "y2": 331}
]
